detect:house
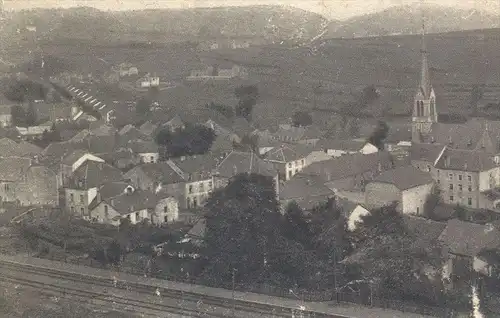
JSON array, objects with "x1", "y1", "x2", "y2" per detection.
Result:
[
  {"x1": 474, "y1": 247, "x2": 500, "y2": 278},
  {"x1": 56, "y1": 150, "x2": 105, "y2": 188},
  {"x1": 89, "y1": 187, "x2": 158, "y2": 226},
  {"x1": 34, "y1": 102, "x2": 74, "y2": 123},
  {"x1": 152, "y1": 195, "x2": 179, "y2": 224},
  {"x1": 255, "y1": 131, "x2": 281, "y2": 155},
  {"x1": 438, "y1": 219, "x2": 500, "y2": 281},
  {"x1": 299, "y1": 151, "x2": 394, "y2": 198},
  {"x1": 0, "y1": 158, "x2": 57, "y2": 206},
  {"x1": 0, "y1": 105, "x2": 13, "y2": 127},
  {"x1": 214, "y1": 151, "x2": 279, "y2": 196},
  {"x1": 162, "y1": 115, "x2": 185, "y2": 133},
  {"x1": 136, "y1": 73, "x2": 160, "y2": 88},
  {"x1": 183, "y1": 217, "x2": 206, "y2": 247},
  {"x1": 118, "y1": 124, "x2": 150, "y2": 144},
  {"x1": 0, "y1": 138, "x2": 42, "y2": 159},
  {"x1": 124, "y1": 162, "x2": 185, "y2": 197},
  {"x1": 99, "y1": 149, "x2": 141, "y2": 170},
  {"x1": 279, "y1": 174, "x2": 334, "y2": 213},
  {"x1": 264, "y1": 144, "x2": 313, "y2": 181},
  {"x1": 315, "y1": 139, "x2": 378, "y2": 157},
  {"x1": 121, "y1": 141, "x2": 159, "y2": 164},
  {"x1": 139, "y1": 121, "x2": 157, "y2": 136},
  {"x1": 168, "y1": 154, "x2": 220, "y2": 209},
  {"x1": 16, "y1": 122, "x2": 53, "y2": 141},
  {"x1": 365, "y1": 166, "x2": 434, "y2": 215},
  {"x1": 64, "y1": 160, "x2": 124, "y2": 219},
  {"x1": 347, "y1": 204, "x2": 371, "y2": 232},
  {"x1": 410, "y1": 142, "x2": 446, "y2": 172}
]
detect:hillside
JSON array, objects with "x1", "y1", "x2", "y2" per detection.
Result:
[
  {"x1": 2, "y1": 5, "x2": 328, "y2": 46},
  {"x1": 324, "y1": 4, "x2": 500, "y2": 39}
]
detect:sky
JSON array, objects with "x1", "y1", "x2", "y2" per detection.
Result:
[{"x1": 4, "y1": 0, "x2": 500, "y2": 20}]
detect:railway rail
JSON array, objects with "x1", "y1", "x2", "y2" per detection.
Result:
[{"x1": 0, "y1": 257, "x2": 343, "y2": 318}]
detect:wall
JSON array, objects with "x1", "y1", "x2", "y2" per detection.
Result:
[
  {"x1": 138, "y1": 153, "x2": 159, "y2": 164},
  {"x1": 153, "y1": 197, "x2": 179, "y2": 224},
  {"x1": 305, "y1": 151, "x2": 331, "y2": 165},
  {"x1": 284, "y1": 158, "x2": 306, "y2": 181},
  {"x1": 401, "y1": 183, "x2": 433, "y2": 215},
  {"x1": 473, "y1": 256, "x2": 491, "y2": 276},
  {"x1": 361, "y1": 143, "x2": 379, "y2": 155},
  {"x1": 14, "y1": 167, "x2": 58, "y2": 207},
  {"x1": 65, "y1": 188, "x2": 89, "y2": 217},
  {"x1": 185, "y1": 178, "x2": 214, "y2": 209},
  {"x1": 438, "y1": 169, "x2": 480, "y2": 208},
  {"x1": 0, "y1": 114, "x2": 12, "y2": 127},
  {"x1": 0, "y1": 181, "x2": 17, "y2": 203},
  {"x1": 72, "y1": 154, "x2": 104, "y2": 172},
  {"x1": 365, "y1": 182, "x2": 401, "y2": 210},
  {"x1": 347, "y1": 205, "x2": 371, "y2": 231},
  {"x1": 90, "y1": 201, "x2": 121, "y2": 226}
]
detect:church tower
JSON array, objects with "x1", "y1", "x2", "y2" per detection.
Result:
[{"x1": 412, "y1": 18, "x2": 438, "y2": 143}]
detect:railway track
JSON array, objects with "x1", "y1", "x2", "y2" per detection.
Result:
[{"x1": 0, "y1": 259, "x2": 338, "y2": 318}]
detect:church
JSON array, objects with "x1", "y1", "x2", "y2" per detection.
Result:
[{"x1": 410, "y1": 25, "x2": 500, "y2": 157}]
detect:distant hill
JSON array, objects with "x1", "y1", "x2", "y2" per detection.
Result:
[
  {"x1": 324, "y1": 4, "x2": 500, "y2": 39},
  {"x1": 2, "y1": 5, "x2": 328, "y2": 45}
]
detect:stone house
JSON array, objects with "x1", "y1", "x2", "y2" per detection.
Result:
[
  {"x1": 56, "y1": 151, "x2": 105, "y2": 188},
  {"x1": 0, "y1": 138, "x2": 42, "y2": 159},
  {"x1": 64, "y1": 160, "x2": 124, "y2": 219},
  {"x1": 0, "y1": 104, "x2": 13, "y2": 127},
  {"x1": 279, "y1": 174, "x2": 334, "y2": 213},
  {"x1": 123, "y1": 162, "x2": 185, "y2": 199},
  {"x1": 264, "y1": 144, "x2": 313, "y2": 181},
  {"x1": 365, "y1": 165, "x2": 434, "y2": 215},
  {"x1": 315, "y1": 139, "x2": 378, "y2": 158}
]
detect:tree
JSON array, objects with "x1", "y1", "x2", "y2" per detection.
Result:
[
  {"x1": 292, "y1": 111, "x2": 313, "y2": 127},
  {"x1": 367, "y1": 120, "x2": 389, "y2": 150},
  {"x1": 136, "y1": 97, "x2": 152, "y2": 115},
  {"x1": 206, "y1": 102, "x2": 234, "y2": 119},
  {"x1": 202, "y1": 173, "x2": 283, "y2": 287},
  {"x1": 235, "y1": 85, "x2": 259, "y2": 121},
  {"x1": 25, "y1": 101, "x2": 37, "y2": 126},
  {"x1": 423, "y1": 185, "x2": 442, "y2": 220},
  {"x1": 360, "y1": 84, "x2": 380, "y2": 107},
  {"x1": 455, "y1": 204, "x2": 468, "y2": 221},
  {"x1": 155, "y1": 124, "x2": 216, "y2": 158},
  {"x1": 10, "y1": 105, "x2": 26, "y2": 127},
  {"x1": 282, "y1": 201, "x2": 312, "y2": 247}
]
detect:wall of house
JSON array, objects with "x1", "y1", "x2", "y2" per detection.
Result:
[
  {"x1": 138, "y1": 153, "x2": 159, "y2": 164},
  {"x1": 327, "y1": 149, "x2": 357, "y2": 157},
  {"x1": 72, "y1": 154, "x2": 104, "y2": 172},
  {"x1": 479, "y1": 167, "x2": 500, "y2": 192},
  {"x1": 306, "y1": 151, "x2": 331, "y2": 165},
  {"x1": 153, "y1": 197, "x2": 179, "y2": 224},
  {"x1": 0, "y1": 181, "x2": 17, "y2": 203},
  {"x1": 365, "y1": 182, "x2": 401, "y2": 210},
  {"x1": 15, "y1": 167, "x2": 58, "y2": 207},
  {"x1": 0, "y1": 114, "x2": 12, "y2": 127},
  {"x1": 285, "y1": 158, "x2": 307, "y2": 180},
  {"x1": 347, "y1": 205, "x2": 371, "y2": 231},
  {"x1": 185, "y1": 178, "x2": 214, "y2": 209},
  {"x1": 401, "y1": 183, "x2": 433, "y2": 215},
  {"x1": 65, "y1": 188, "x2": 89, "y2": 217},
  {"x1": 438, "y1": 169, "x2": 480, "y2": 208},
  {"x1": 473, "y1": 256, "x2": 491, "y2": 276},
  {"x1": 361, "y1": 144, "x2": 379, "y2": 155},
  {"x1": 90, "y1": 201, "x2": 121, "y2": 226}
]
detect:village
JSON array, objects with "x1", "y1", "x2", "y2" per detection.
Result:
[{"x1": 1, "y1": 10, "x2": 500, "y2": 316}]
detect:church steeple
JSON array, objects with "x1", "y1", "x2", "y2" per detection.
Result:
[{"x1": 412, "y1": 13, "x2": 438, "y2": 143}]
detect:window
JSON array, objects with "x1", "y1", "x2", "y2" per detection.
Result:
[
  {"x1": 189, "y1": 185, "x2": 193, "y2": 194},
  {"x1": 437, "y1": 180, "x2": 440, "y2": 184},
  {"x1": 295, "y1": 169, "x2": 298, "y2": 174},
  {"x1": 288, "y1": 170, "x2": 292, "y2": 179},
  {"x1": 70, "y1": 193, "x2": 74, "y2": 202},
  {"x1": 458, "y1": 184, "x2": 462, "y2": 191},
  {"x1": 4, "y1": 184, "x2": 9, "y2": 191},
  {"x1": 70, "y1": 206, "x2": 75, "y2": 214},
  {"x1": 301, "y1": 159, "x2": 305, "y2": 165},
  {"x1": 80, "y1": 195, "x2": 84, "y2": 203},
  {"x1": 135, "y1": 212, "x2": 139, "y2": 220},
  {"x1": 80, "y1": 207, "x2": 85, "y2": 215},
  {"x1": 427, "y1": 165, "x2": 431, "y2": 172},
  {"x1": 288, "y1": 162, "x2": 292, "y2": 168},
  {"x1": 468, "y1": 198, "x2": 472, "y2": 206},
  {"x1": 448, "y1": 173, "x2": 453, "y2": 180},
  {"x1": 449, "y1": 195, "x2": 454, "y2": 202},
  {"x1": 186, "y1": 198, "x2": 191, "y2": 209},
  {"x1": 468, "y1": 175, "x2": 472, "y2": 182},
  {"x1": 150, "y1": 156, "x2": 154, "y2": 163},
  {"x1": 200, "y1": 183, "x2": 204, "y2": 192},
  {"x1": 127, "y1": 214, "x2": 131, "y2": 220},
  {"x1": 104, "y1": 205, "x2": 108, "y2": 213},
  {"x1": 164, "y1": 215, "x2": 169, "y2": 223},
  {"x1": 468, "y1": 185, "x2": 472, "y2": 192},
  {"x1": 458, "y1": 175, "x2": 462, "y2": 181},
  {"x1": 416, "y1": 207, "x2": 420, "y2": 214},
  {"x1": 164, "y1": 205, "x2": 168, "y2": 213},
  {"x1": 449, "y1": 184, "x2": 453, "y2": 190},
  {"x1": 193, "y1": 198, "x2": 198, "y2": 208},
  {"x1": 208, "y1": 181, "x2": 212, "y2": 189},
  {"x1": 437, "y1": 170, "x2": 440, "y2": 177}
]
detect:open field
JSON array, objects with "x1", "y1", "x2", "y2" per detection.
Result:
[{"x1": 6, "y1": 28, "x2": 500, "y2": 129}]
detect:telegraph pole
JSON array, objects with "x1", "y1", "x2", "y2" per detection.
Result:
[{"x1": 232, "y1": 268, "x2": 237, "y2": 317}]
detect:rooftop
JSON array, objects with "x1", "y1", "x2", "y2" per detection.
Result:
[
  {"x1": 216, "y1": 151, "x2": 277, "y2": 178},
  {"x1": 435, "y1": 148, "x2": 496, "y2": 172},
  {"x1": 371, "y1": 166, "x2": 434, "y2": 190},
  {"x1": 68, "y1": 161, "x2": 124, "y2": 190},
  {"x1": 409, "y1": 142, "x2": 446, "y2": 163},
  {"x1": 264, "y1": 144, "x2": 313, "y2": 162}
]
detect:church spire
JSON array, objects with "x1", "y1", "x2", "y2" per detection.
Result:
[{"x1": 419, "y1": 15, "x2": 432, "y2": 99}]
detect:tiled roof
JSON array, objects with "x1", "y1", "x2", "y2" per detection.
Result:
[
  {"x1": 0, "y1": 138, "x2": 42, "y2": 158},
  {"x1": 409, "y1": 142, "x2": 446, "y2": 163},
  {"x1": 210, "y1": 133, "x2": 234, "y2": 152},
  {"x1": 438, "y1": 219, "x2": 500, "y2": 257},
  {"x1": 126, "y1": 141, "x2": 158, "y2": 154},
  {"x1": 105, "y1": 190, "x2": 159, "y2": 214},
  {"x1": 435, "y1": 148, "x2": 496, "y2": 172},
  {"x1": 0, "y1": 157, "x2": 31, "y2": 181},
  {"x1": 62, "y1": 149, "x2": 91, "y2": 165},
  {"x1": 129, "y1": 162, "x2": 185, "y2": 185},
  {"x1": 371, "y1": 166, "x2": 434, "y2": 190},
  {"x1": 216, "y1": 151, "x2": 277, "y2": 178},
  {"x1": 171, "y1": 154, "x2": 220, "y2": 178},
  {"x1": 98, "y1": 181, "x2": 133, "y2": 201},
  {"x1": 264, "y1": 144, "x2": 313, "y2": 162},
  {"x1": 83, "y1": 135, "x2": 117, "y2": 154},
  {"x1": 300, "y1": 151, "x2": 393, "y2": 183},
  {"x1": 68, "y1": 161, "x2": 124, "y2": 190},
  {"x1": 403, "y1": 215, "x2": 447, "y2": 244},
  {"x1": 280, "y1": 174, "x2": 333, "y2": 201},
  {"x1": 315, "y1": 139, "x2": 368, "y2": 151},
  {"x1": 89, "y1": 122, "x2": 117, "y2": 136},
  {"x1": 428, "y1": 118, "x2": 500, "y2": 153},
  {"x1": 139, "y1": 121, "x2": 158, "y2": 136}
]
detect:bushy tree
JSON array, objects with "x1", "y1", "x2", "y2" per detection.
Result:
[
  {"x1": 282, "y1": 201, "x2": 312, "y2": 247},
  {"x1": 367, "y1": 120, "x2": 389, "y2": 150},
  {"x1": 10, "y1": 105, "x2": 26, "y2": 126},
  {"x1": 202, "y1": 173, "x2": 283, "y2": 287},
  {"x1": 292, "y1": 111, "x2": 313, "y2": 127},
  {"x1": 155, "y1": 124, "x2": 216, "y2": 158},
  {"x1": 136, "y1": 97, "x2": 152, "y2": 115},
  {"x1": 25, "y1": 101, "x2": 37, "y2": 126},
  {"x1": 235, "y1": 85, "x2": 259, "y2": 121}
]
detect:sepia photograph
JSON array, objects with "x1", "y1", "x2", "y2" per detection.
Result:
[{"x1": 0, "y1": 0, "x2": 499, "y2": 317}]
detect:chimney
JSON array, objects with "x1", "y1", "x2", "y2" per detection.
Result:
[{"x1": 110, "y1": 199, "x2": 114, "y2": 206}]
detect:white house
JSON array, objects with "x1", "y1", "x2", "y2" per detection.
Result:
[
  {"x1": 316, "y1": 139, "x2": 378, "y2": 158},
  {"x1": 365, "y1": 166, "x2": 434, "y2": 215}
]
